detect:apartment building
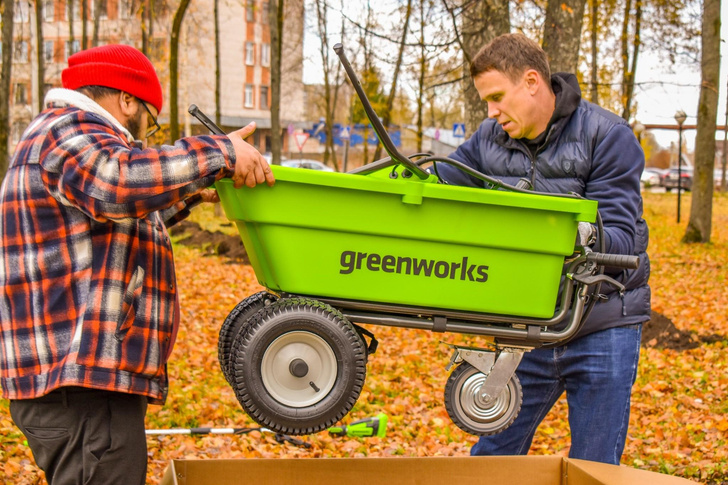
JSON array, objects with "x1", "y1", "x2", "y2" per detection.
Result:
[{"x1": 4, "y1": 0, "x2": 305, "y2": 153}]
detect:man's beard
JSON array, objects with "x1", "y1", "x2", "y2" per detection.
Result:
[{"x1": 124, "y1": 105, "x2": 144, "y2": 141}]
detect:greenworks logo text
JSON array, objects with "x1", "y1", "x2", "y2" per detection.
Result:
[{"x1": 339, "y1": 251, "x2": 488, "y2": 283}]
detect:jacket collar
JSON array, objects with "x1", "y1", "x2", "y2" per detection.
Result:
[{"x1": 44, "y1": 88, "x2": 135, "y2": 143}]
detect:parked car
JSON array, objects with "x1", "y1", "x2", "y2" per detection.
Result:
[
  {"x1": 282, "y1": 159, "x2": 335, "y2": 172},
  {"x1": 660, "y1": 167, "x2": 693, "y2": 191},
  {"x1": 262, "y1": 153, "x2": 287, "y2": 164},
  {"x1": 641, "y1": 168, "x2": 666, "y2": 188}
]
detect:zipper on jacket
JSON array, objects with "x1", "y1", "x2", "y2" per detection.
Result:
[{"x1": 522, "y1": 123, "x2": 558, "y2": 189}]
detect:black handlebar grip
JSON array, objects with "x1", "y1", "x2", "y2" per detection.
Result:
[{"x1": 588, "y1": 253, "x2": 640, "y2": 269}]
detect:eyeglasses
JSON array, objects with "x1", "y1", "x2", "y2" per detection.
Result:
[{"x1": 138, "y1": 99, "x2": 161, "y2": 138}]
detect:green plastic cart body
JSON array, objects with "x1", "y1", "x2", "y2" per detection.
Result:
[{"x1": 215, "y1": 165, "x2": 597, "y2": 319}]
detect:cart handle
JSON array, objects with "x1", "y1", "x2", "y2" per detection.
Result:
[
  {"x1": 333, "y1": 43, "x2": 430, "y2": 181},
  {"x1": 188, "y1": 104, "x2": 225, "y2": 135},
  {"x1": 586, "y1": 252, "x2": 640, "y2": 269}
]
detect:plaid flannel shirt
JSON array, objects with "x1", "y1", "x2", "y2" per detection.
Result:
[{"x1": 0, "y1": 96, "x2": 235, "y2": 404}]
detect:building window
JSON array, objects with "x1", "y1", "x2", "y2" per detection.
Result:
[
  {"x1": 14, "y1": 1, "x2": 30, "y2": 22},
  {"x1": 14, "y1": 83, "x2": 28, "y2": 105},
  {"x1": 244, "y1": 85, "x2": 254, "y2": 108},
  {"x1": 261, "y1": 43, "x2": 270, "y2": 67},
  {"x1": 43, "y1": 0, "x2": 54, "y2": 20},
  {"x1": 263, "y1": 1, "x2": 269, "y2": 20},
  {"x1": 65, "y1": 40, "x2": 80, "y2": 60},
  {"x1": 246, "y1": 1, "x2": 254, "y2": 22},
  {"x1": 260, "y1": 86, "x2": 269, "y2": 109},
  {"x1": 14, "y1": 41, "x2": 28, "y2": 63},
  {"x1": 245, "y1": 42, "x2": 255, "y2": 65},
  {"x1": 43, "y1": 41, "x2": 54, "y2": 63}
]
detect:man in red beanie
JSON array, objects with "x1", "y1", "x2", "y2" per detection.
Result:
[{"x1": 0, "y1": 44, "x2": 275, "y2": 484}]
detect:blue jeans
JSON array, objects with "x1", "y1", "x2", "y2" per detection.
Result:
[{"x1": 470, "y1": 324, "x2": 642, "y2": 464}]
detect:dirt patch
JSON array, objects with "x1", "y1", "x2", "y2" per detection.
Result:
[
  {"x1": 641, "y1": 310, "x2": 725, "y2": 350},
  {"x1": 168, "y1": 220, "x2": 250, "y2": 263}
]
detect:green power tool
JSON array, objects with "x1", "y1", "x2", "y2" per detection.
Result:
[{"x1": 328, "y1": 413, "x2": 388, "y2": 438}]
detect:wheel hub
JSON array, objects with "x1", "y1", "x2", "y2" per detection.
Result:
[
  {"x1": 289, "y1": 358, "x2": 309, "y2": 378},
  {"x1": 261, "y1": 331, "x2": 337, "y2": 408},
  {"x1": 460, "y1": 372, "x2": 511, "y2": 423}
]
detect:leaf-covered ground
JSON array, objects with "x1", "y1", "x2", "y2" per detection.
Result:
[{"x1": 1, "y1": 192, "x2": 726, "y2": 484}]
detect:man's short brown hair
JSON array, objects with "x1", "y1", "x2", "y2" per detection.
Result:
[{"x1": 470, "y1": 34, "x2": 552, "y2": 88}]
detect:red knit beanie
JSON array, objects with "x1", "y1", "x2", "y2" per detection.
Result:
[{"x1": 62, "y1": 44, "x2": 163, "y2": 113}]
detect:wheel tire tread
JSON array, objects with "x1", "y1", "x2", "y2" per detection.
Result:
[
  {"x1": 230, "y1": 297, "x2": 366, "y2": 435},
  {"x1": 218, "y1": 291, "x2": 277, "y2": 385}
]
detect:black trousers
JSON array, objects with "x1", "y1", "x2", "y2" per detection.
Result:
[{"x1": 10, "y1": 387, "x2": 148, "y2": 485}]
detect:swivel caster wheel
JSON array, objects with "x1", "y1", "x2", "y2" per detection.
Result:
[{"x1": 444, "y1": 362, "x2": 522, "y2": 436}]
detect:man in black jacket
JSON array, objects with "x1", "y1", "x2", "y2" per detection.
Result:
[{"x1": 437, "y1": 34, "x2": 649, "y2": 464}]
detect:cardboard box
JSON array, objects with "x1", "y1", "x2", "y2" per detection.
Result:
[{"x1": 160, "y1": 456, "x2": 697, "y2": 485}]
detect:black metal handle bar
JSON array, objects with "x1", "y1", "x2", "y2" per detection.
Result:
[
  {"x1": 188, "y1": 104, "x2": 225, "y2": 135},
  {"x1": 333, "y1": 43, "x2": 430, "y2": 180},
  {"x1": 418, "y1": 155, "x2": 584, "y2": 200}
]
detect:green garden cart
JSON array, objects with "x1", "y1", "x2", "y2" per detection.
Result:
[{"x1": 190, "y1": 44, "x2": 639, "y2": 438}]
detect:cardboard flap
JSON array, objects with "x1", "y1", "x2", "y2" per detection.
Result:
[
  {"x1": 162, "y1": 456, "x2": 564, "y2": 485},
  {"x1": 160, "y1": 456, "x2": 697, "y2": 485},
  {"x1": 565, "y1": 459, "x2": 697, "y2": 485}
]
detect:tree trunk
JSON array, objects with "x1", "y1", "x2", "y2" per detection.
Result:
[
  {"x1": 34, "y1": 0, "x2": 45, "y2": 113},
  {"x1": 92, "y1": 0, "x2": 103, "y2": 46},
  {"x1": 721, "y1": 76, "x2": 728, "y2": 192},
  {"x1": 621, "y1": 0, "x2": 642, "y2": 120},
  {"x1": 140, "y1": 0, "x2": 154, "y2": 56},
  {"x1": 416, "y1": 0, "x2": 426, "y2": 153},
  {"x1": 141, "y1": 0, "x2": 148, "y2": 55},
  {"x1": 0, "y1": 0, "x2": 15, "y2": 180},
  {"x1": 542, "y1": 0, "x2": 587, "y2": 74},
  {"x1": 169, "y1": 0, "x2": 191, "y2": 142},
  {"x1": 214, "y1": 0, "x2": 221, "y2": 127},
  {"x1": 81, "y1": 0, "x2": 87, "y2": 49},
  {"x1": 269, "y1": 0, "x2": 283, "y2": 164},
  {"x1": 459, "y1": 0, "x2": 510, "y2": 136},
  {"x1": 314, "y1": 0, "x2": 338, "y2": 170},
  {"x1": 590, "y1": 0, "x2": 598, "y2": 103},
  {"x1": 67, "y1": 0, "x2": 74, "y2": 43},
  {"x1": 682, "y1": 0, "x2": 720, "y2": 243},
  {"x1": 373, "y1": 0, "x2": 412, "y2": 161},
  {"x1": 619, "y1": 0, "x2": 632, "y2": 120}
]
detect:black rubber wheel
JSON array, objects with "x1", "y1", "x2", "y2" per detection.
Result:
[
  {"x1": 444, "y1": 362, "x2": 522, "y2": 436},
  {"x1": 218, "y1": 291, "x2": 278, "y2": 386},
  {"x1": 230, "y1": 297, "x2": 367, "y2": 435}
]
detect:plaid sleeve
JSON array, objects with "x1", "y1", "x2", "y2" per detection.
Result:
[{"x1": 39, "y1": 110, "x2": 235, "y2": 223}]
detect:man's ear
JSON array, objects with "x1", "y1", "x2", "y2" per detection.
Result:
[
  {"x1": 523, "y1": 69, "x2": 541, "y2": 95},
  {"x1": 118, "y1": 92, "x2": 137, "y2": 117}
]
